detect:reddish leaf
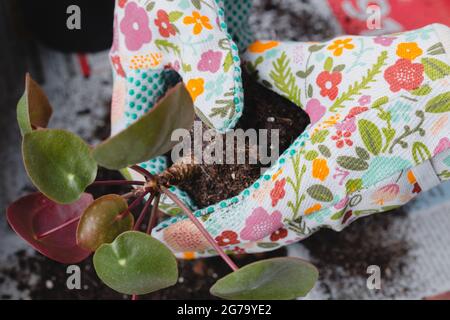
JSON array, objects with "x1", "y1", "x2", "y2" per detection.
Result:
[{"x1": 6, "y1": 192, "x2": 93, "y2": 264}]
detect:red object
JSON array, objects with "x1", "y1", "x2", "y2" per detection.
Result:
[
  {"x1": 328, "y1": 0, "x2": 450, "y2": 35},
  {"x1": 77, "y1": 53, "x2": 91, "y2": 78}
]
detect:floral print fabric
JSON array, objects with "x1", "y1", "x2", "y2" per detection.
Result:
[
  {"x1": 110, "y1": 0, "x2": 245, "y2": 134},
  {"x1": 110, "y1": 0, "x2": 252, "y2": 215},
  {"x1": 153, "y1": 24, "x2": 450, "y2": 259}
]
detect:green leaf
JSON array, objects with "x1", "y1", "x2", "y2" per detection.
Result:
[
  {"x1": 333, "y1": 64, "x2": 345, "y2": 72},
  {"x1": 324, "y1": 57, "x2": 333, "y2": 72},
  {"x1": 372, "y1": 96, "x2": 389, "y2": 109},
  {"x1": 358, "y1": 119, "x2": 383, "y2": 155},
  {"x1": 210, "y1": 258, "x2": 318, "y2": 300},
  {"x1": 223, "y1": 51, "x2": 233, "y2": 73},
  {"x1": 311, "y1": 129, "x2": 329, "y2": 144},
  {"x1": 304, "y1": 150, "x2": 318, "y2": 161},
  {"x1": 412, "y1": 141, "x2": 432, "y2": 165},
  {"x1": 168, "y1": 11, "x2": 183, "y2": 22},
  {"x1": 331, "y1": 209, "x2": 345, "y2": 220},
  {"x1": 191, "y1": 0, "x2": 201, "y2": 10},
  {"x1": 146, "y1": 2, "x2": 155, "y2": 11},
  {"x1": 77, "y1": 195, "x2": 134, "y2": 251},
  {"x1": 318, "y1": 145, "x2": 331, "y2": 158},
  {"x1": 425, "y1": 91, "x2": 450, "y2": 113},
  {"x1": 269, "y1": 52, "x2": 302, "y2": 107},
  {"x1": 308, "y1": 44, "x2": 326, "y2": 52},
  {"x1": 355, "y1": 146, "x2": 370, "y2": 160},
  {"x1": 257, "y1": 242, "x2": 280, "y2": 249},
  {"x1": 17, "y1": 74, "x2": 53, "y2": 136},
  {"x1": 94, "y1": 231, "x2": 178, "y2": 295},
  {"x1": 22, "y1": 129, "x2": 97, "y2": 204},
  {"x1": 307, "y1": 184, "x2": 333, "y2": 202},
  {"x1": 307, "y1": 84, "x2": 313, "y2": 98},
  {"x1": 337, "y1": 156, "x2": 369, "y2": 171},
  {"x1": 411, "y1": 84, "x2": 432, "y2": 96},
  {"x1": 422, "y1": 57, "x2": 450, "y2": 80},
  {"x1": 93, "y1": 84, "x2": 194, "y2": 170},
  {"x1": 345, "y1": 178, "x2": 363, "y2": 193}
]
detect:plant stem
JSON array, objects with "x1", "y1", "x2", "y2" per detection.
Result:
[
  {"x1": 133, "y1": 193, "x2": 155, "y2": 231},
  {"x1": 91, "y1": 180, "x2": 145, "y2": 187},
  {"x1": 130, "y1": 165, "x2": 153, "y2": 180},
  {"x1": 161, "y1": 187, "x2": 239, "y2": 272},
  {"x1": 117, "y1": 191, "x2": 149, "y2": 220},
  {"x1": 147, "y1": 193, "x2": 161, "y2": 234},
  {"x1": 131, "y1": 294, "x2": 138, "y2": 301},
  {"x1": 36, "y1": 216, "x2": 80, "y2": 239}
]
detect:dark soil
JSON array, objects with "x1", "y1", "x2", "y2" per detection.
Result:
[
  {"x1": 0, "y1": 241, "x2": 286, "y2": 300},
  {"x1": 177, "y1": 71, "x2": 310, "y2": 208}
]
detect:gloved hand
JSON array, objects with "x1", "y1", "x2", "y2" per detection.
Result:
[
  {"x1": 109, "y1": 0, "x2": 253, "y2": 214},
  {"x1": 153, "y1": 23, "x2": 450, "y2": 258}
]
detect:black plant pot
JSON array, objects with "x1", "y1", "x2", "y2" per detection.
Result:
[{"x1": 20, "y1": 0, "x2": 115, "y2": 53}]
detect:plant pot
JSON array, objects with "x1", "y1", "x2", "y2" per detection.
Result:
[{"x1": 19, "y1": 0, "x2": 115, "y2": 53}]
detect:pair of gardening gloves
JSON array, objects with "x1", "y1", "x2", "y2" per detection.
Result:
[{"x1": 110, "y1": 0, "x2": 450, "y2": 258}]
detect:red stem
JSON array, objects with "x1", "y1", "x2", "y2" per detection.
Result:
[
  {"x1": 161, "y1": 187, "x2": 239, "y2": 272},
  {"x1": 36, "y1": 216, "x2": 80, "y2": 239},
  {"x1": 117, "y1": 191, "x2": 149, "y2": 220},
  {"x1": 130, "y1": 165, "x2": 153, "y2": 180},
  {"x1": 133, "y1": 193, "x2": 155, "y2": 231},
  {"x1": 77, "y1": 53, "x2": 91, "y2": 78},
  {"x1": 131, "y1": 294, "x2": 138, "y2": 301},
  {"x1": 146, "y1": 193, "x2": 161, "y2": 234},
  {"x1": 91, "y1": 180, "x2": 145, "y2": 187}
]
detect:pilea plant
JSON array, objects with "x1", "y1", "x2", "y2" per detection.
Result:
[{"x1": 6, "y1": 74, "x2": 319, "y2": 300}]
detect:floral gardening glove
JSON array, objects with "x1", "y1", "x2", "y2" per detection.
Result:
[
  {"x1": 152, "y1": 23, "x2": 450, "y2": 259},
  {"x1": 110, "y1": 0, "x2": 253, "y2": 213}
]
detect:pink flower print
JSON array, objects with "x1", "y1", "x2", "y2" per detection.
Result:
[
  {"x1": 305, "y1": 99, "x2": 326, "y2": 125},
  {"x1": 433, "y1": 137, "x2": 450, "y2": 156},
  {"x1": 120, "y1": 2, "x2": 152, "y2": 51},
  {"x1": 374, "y1": 36, "x2": 397, "y2": 47},
  {"x1": 334, "y1": 196, "x2": 349, "y2": 210},
  {"x1": 371, "y1": 184, "x2": 400, "y2": 205},
  {"x1": 358, "y1": 95, "x2": 371, "y2": 106},
  {"x1": 197, "y1": 50, "x2": 222, "y2": 73},
  {"x1": 240, "y1": 207, "x2": 283, "y2": 241},
  {"x1": 335, "y1": 117, "x2": 356, "y2": 133}
]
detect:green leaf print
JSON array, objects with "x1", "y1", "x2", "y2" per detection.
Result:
[
  {"x1": 411, "y1": 84, "x2": 432, "y2": 96},
  {"x1": 286, "y1": 155, "x2": 307, "y2": 220},
  {"x1": 155, "y1": 40, "x2": 181, "y2": 56},
  {"x1": 307, "y1": 185, "x2": 333, "y2": 202},
  {"x1": 412, "y1": 141, "x2": 432, "y2": 165},
  {"x1": 310, "y1": 129, "x2": 329, "y2": 144},
  {"x1": 355, "y1": 147, "x2": 370, "y2": 160},
  {"x1": 422, "y1": 57, "x2": 450, "y2": 80},
  {"x1": 358, "y1": 119, "x2": 383, "y2": 155},
  {"x1": 337, "y1": 156, "x2": 369, "y2": 171},
  {"x1": 270, "y1": 52, "x2": 303, "y2": 108},
  {"x1": 168, "y1": 11, "x2": 183, "y2": 22},
  {"x1": 425, "y1": 92, "x2": 450, "y2": 113},
  {"x1": 330, "y1": 51, "x2": 388, "y2": 112}
]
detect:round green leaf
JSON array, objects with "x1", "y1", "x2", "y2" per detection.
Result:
[
  {"x1": 23, "y1": 129, "x2": 97, "y2": 204},
  {"x1": 210, "y1": 258, "x2": 318, "y2": 300},
  {"x1": 93, "y1": 84, "x2": 194, "y2": 170},
  {"x1": 17, "y1": 74, "x2": 53, "y2": 136},
  {"x1": 93, "y1": 231, "x2": 178, "y2": 295},
  {"x1": 77, "y1": 195, "x2": 134, "y2": 251},
  {"x1": 307, "y1": 184, "x2": 334, "y2": 202}
]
